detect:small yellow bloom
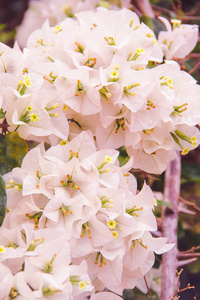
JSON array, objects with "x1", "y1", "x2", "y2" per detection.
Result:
[
  {"x1": 107, "y1": 219, "x2": 116, "y2": 229},
  {"x1": 30, "y1": 113, "x2": 39, "y2": 122},
  {"x1": 0, "y1": 245, "x2": 6, "y2": 254}
]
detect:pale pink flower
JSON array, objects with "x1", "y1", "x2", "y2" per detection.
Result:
[{"x1": 158, "y1": 17, "x2": 199, "y2": 59}]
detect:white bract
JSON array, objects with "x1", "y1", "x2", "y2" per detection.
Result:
[
  {"x1": 16, "y1": 0, "x2": 132, "y2": 48},
  {"x1": 158, "y1": 17, "x2": 199, "y2": 59},
  {"x1": 1, "y1": 131, "x2": 173, "y2": 298},
  {"x1": 0, "y1": 8, "x2": 199, "y2": 172}
]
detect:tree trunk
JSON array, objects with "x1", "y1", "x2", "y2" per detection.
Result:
[{"x1": 161, "y1": 153, "x2": 181, "y2": 299}]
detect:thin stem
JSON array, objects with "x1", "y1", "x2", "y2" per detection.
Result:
[
  {"x1": 178, "y1": 245, "x2": 200, "y2": 254},
  {"x1": 179, "y1": 196, "x2": 200, "y2": 213},
  {"x1": 14, "y1": 125, "x2": 20, "y2": 132},
  {"x1": 132, "y1": 0, "x2": 155, "y2": 17},
  {"x1": 189, "y1": 61, "x2": 200, "y2": 75},
  {"x1": 151, "y1": 4, "x2": 172, "y2": 15},
  {"x1": 176, "y1": 269, "x2": 182, "y2": 293},
  {"x1": 167, "y1": 269, "x2": 195, "y2": 299},
  {"x1": 185, "y1": 53, "x2": 200, "y2": 59},
  {"x1": 131, "y1": 4, "x2": 142, "y2": 16},
  {"x1": 144, "y1": 275, "x2": 153, "y2": 300},
  {"x1": 177, "y1": 258, "x2": 197, "y2": 268},
  {"x1": 152, "y1": 2, "x2": 200, "y2": 17},
  {"x1": 178, "y1": 252, "x2": 200, "y2": 259},
  {"x1": 173, "y1": 283, "x2": 195, "y2": 298},
  {"x1": 181, "y1": 16, "x2": 200, "y2": 21}
]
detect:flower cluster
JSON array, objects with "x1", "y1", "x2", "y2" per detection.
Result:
[
  {"x1": 0, "y1": 8, "x2": 199, "y2": 174},
  {"x1": 158, "y1": 17, "x2": 199, "y2": 59},
  {"x1": 0, "y1": 5, "x2": 199, "y2": 299},
  {"x1": 1, "y1": 131, "x2": 172, "y2": 299},
  {"x1": 16, "y1": 0, "x2": 132, "y2": 48}
]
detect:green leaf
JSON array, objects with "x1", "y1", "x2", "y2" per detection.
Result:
[
  {"x1": 0, "y1": 132, "x2": 28, "y2": 175},
  {"x1": 140, "y1": 15, "x2": 154, "y2": 30},
  {"x1": 0, "y1": 175, "x2": 7, "y2": 227},
  {"x1": 181, "y1": 162, "x2": 200, "y2": 183},
  {"x1": 118, "y1": 146, "x2": 129, "y2": 167},
  {"x1": 0, "y1": 109, "x2": 5, "y2": 119},
  {"x1": 0, "y1": 29, "x2": 16, "y2": 44},
  {"x1": 156, "y1": 199, "x2": 172, "y2": 208},
  {"x1": 0, "y1": 134, "x2": 6, "y2": 174},
  {"x1": 0, "y1": 24, "x2": 6, "y2": 32}
]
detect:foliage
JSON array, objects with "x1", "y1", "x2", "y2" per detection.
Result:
[
  {"x1": 0, "y1": 176, "x2": 6, "y2": 226},
  {"x1": 0, "y1": 132, "x2": 28, "y2": 175}
]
